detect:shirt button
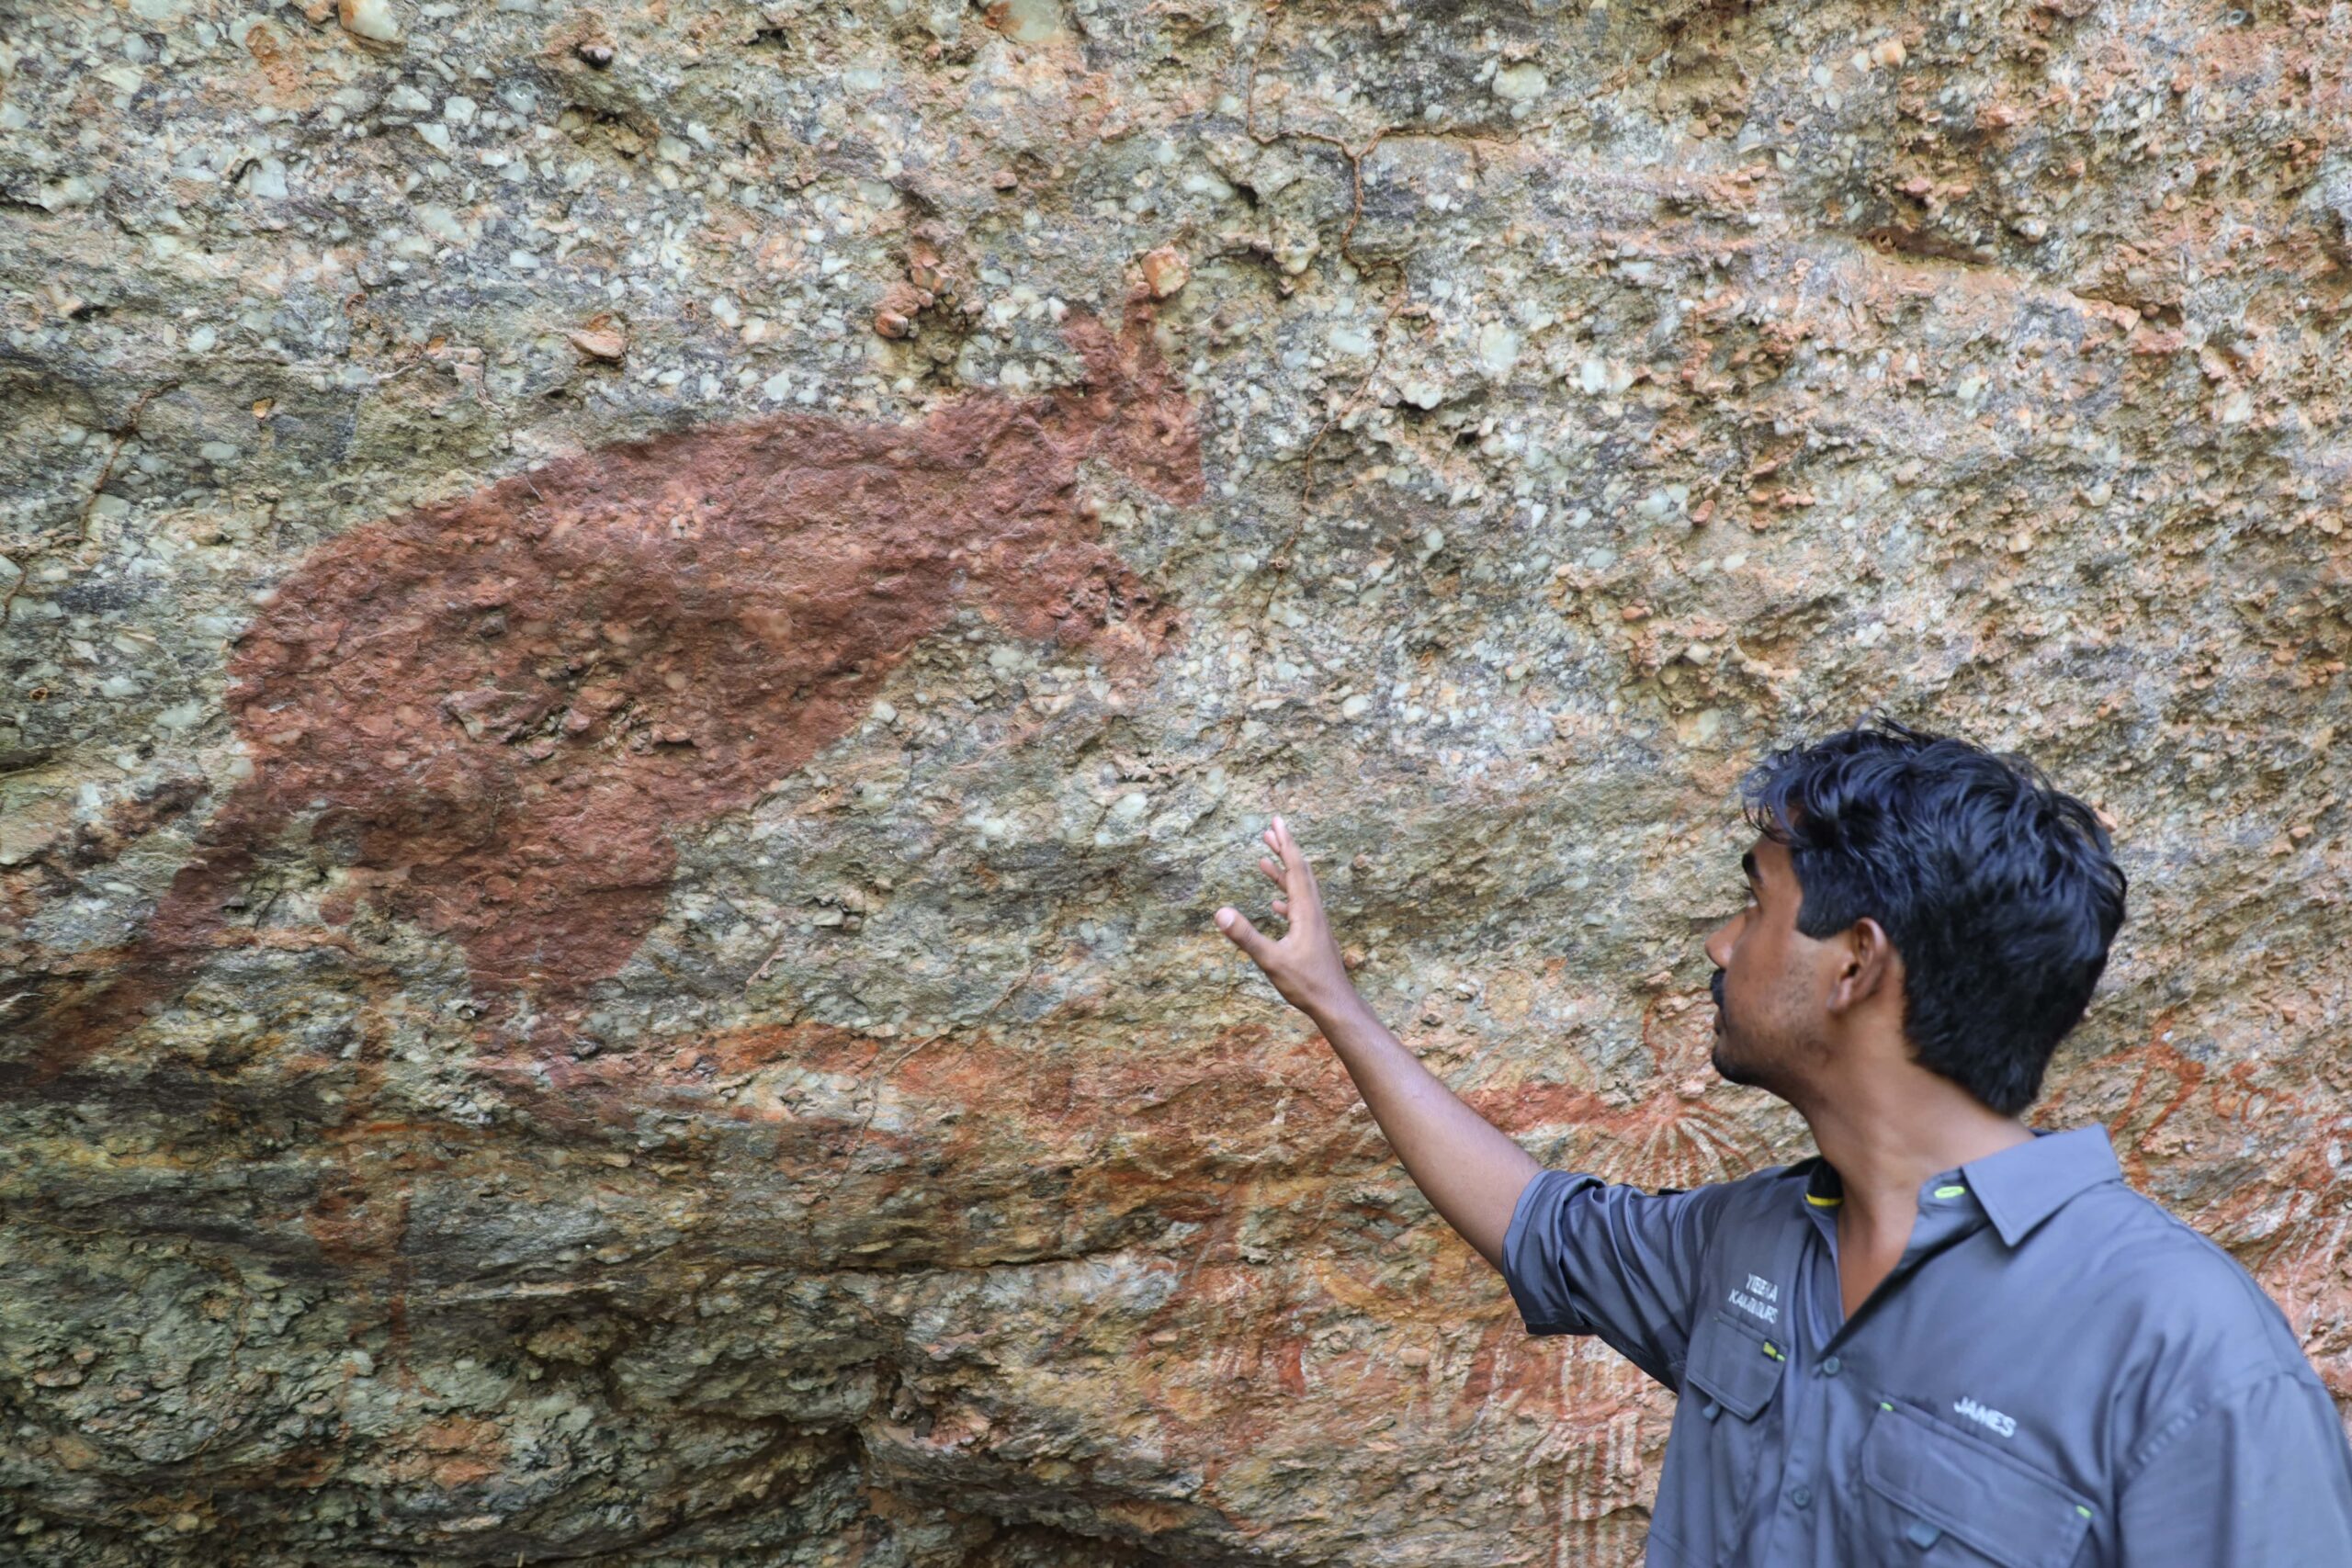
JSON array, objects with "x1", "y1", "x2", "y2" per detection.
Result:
[
  {"x1": 1821, "y1": 1355, "x2": 1843, "y2": 1376},
  {"x1": 1791, "y1": 1485, "x2": 1813, "y2": 1508}
]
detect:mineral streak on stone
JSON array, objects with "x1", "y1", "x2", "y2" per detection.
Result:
[
  {"x1": 20, "y1": 305, "x2": 1195, "y2": 1080},
  {"x1": 3, "y1": 0, "x2": 2350, "y2": 1562}
]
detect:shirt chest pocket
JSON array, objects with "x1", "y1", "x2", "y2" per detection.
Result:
[
  {"x1": 1860, "y1": 1404, "x2": 2094, "y2": 1568},
  {"x1": 1686, "y1": 1308, "x2": 1787, "y2": 1421},
  {"x1": 1671, "y1": 1310, "x2": 1789, "y2": 1548}
]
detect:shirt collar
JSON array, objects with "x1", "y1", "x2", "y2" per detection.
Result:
[
  {"x1": 1959, "y1": 1125, "x2": 2123, "y2": 1247},
  {"x1": 1789, "y1": 1126, "x2": 2123, "y2": 1247}
]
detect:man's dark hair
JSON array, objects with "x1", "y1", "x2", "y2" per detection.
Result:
[{"x1": 1740, "y1": 715, "x2": 2128, "y2": 1115}]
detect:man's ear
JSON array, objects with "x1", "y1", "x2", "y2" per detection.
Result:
[{"x1": 1826, "y1": 917, "x2": 1899, "y2": 1016}]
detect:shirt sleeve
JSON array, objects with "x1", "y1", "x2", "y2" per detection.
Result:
[
  {"x1": 2117, "y1": 1368, "x2": 2352, "y2": 1565},
  {"x1": 1498, "y1": 1168, "x2": 1724, "y2": 1389}
]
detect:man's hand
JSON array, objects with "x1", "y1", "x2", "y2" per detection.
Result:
[
  {"x1": 1210, "y1": 810, "x2": 1541, "y2": 1272},
  {"x1": 1214, "y1": 816, "x2": 1354, "y2": 1016}
]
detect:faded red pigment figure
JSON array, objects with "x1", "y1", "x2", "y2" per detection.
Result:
[{"x1": 24, "y1": 301, "x2": 1199, "y2": 1080}]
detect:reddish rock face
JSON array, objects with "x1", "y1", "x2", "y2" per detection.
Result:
[{"x1": 30, "y1": 304, "x2": 1198, "y2": 1078}]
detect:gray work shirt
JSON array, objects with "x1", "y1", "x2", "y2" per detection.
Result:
[{"x1": 1500, "y1": 1126, "x2": 2352, "y2": 1566}]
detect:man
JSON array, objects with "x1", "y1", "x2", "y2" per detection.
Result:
[{"x1": 1214, "y1": 716, "x2": 2352, "y2": 1565}]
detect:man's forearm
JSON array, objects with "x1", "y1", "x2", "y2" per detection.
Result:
[{"x1": 1304, "y1": 987, "x2": 1543, "y2": 1271}]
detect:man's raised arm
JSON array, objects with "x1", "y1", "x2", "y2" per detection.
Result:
[{"x1": 1214, "y1": 816, "x2": 1541, "y2": 1270}]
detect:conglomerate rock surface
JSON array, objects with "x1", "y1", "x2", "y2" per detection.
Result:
[{"x1": 2, "y1": 0, "x2": 2347, "y2": 1562}]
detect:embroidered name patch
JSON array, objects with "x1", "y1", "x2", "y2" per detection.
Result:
[
  {"x1": 1953, "y1": 1396, "x2": 2018, "y2": 1438},
  {"x1": 1728, "y1": 1272, "x2": 1781, "y2": 1326}
]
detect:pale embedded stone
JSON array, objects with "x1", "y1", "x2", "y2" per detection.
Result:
[
  {"x1": 1397, "y1": 377, "x2": 1445, "y2": 409},
  {"x1": 1477, "y1": 322, "x2": 1521, "y2": 377},
  {"x1": 338, "y1": 0, "x2": 401, "y2": 43},
  {"x1": 1140, "y1": 245, "x2": 1189, "y2": 298},
  {"x1": 1493, "y1": 63, "x2": 1547, "y2": 102},
  {"x1": 566, "y1": 327, "x2": 627, "y2": 360}
]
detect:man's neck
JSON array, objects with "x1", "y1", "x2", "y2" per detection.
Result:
[
  {"x1": 1789, "y1": 1064, "x2": 2031, "y2": 1321},
  {"x1": 1797, "y1": 1067, "x2": 2034, "y2": 1232}
]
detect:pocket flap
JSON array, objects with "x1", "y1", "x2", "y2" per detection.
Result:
[
  {"x1": 1862, "y1": 1404, "x2": 2092, "y2": 1568},
  {"x1": 1682, "y1": 1310, "x2": 1786, "y2": 1421}
]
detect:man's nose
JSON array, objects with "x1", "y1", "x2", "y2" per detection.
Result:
[{"x1": 1702, "y1": 913, "x2": 1736, "y2": 970}]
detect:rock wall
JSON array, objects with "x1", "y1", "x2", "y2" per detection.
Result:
[{"x1": 3, "y1": 0, "x2": 2347, "y2": 1562}]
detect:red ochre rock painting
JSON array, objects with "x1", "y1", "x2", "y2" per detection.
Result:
[{"x1": 25, "y1": 302, "x2": 1199, "y2": 1082}]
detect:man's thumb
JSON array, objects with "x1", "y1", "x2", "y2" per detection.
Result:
[{"x1": 1215, "y1": 906, "x2": 1269, "y2": 963}]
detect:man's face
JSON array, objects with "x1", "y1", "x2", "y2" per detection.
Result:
[{"x1": 1702, "y1": 834, "x2": 1829, "y2": 1097}]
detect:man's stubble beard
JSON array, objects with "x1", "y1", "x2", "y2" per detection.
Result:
[
  {"x1": 1711, "y1": 1024, "x2": 1772, "y2": 1090},
  {"x1": 1710, "y1": 968, "x2": 1756, "y2": 1086},
  {"x1": 1712, "y1": 1025, "x2": 1805, "y2": 1100},
  {"x1": 1710, "y1": 970, "x2": 1820, "y2": 1102}
]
